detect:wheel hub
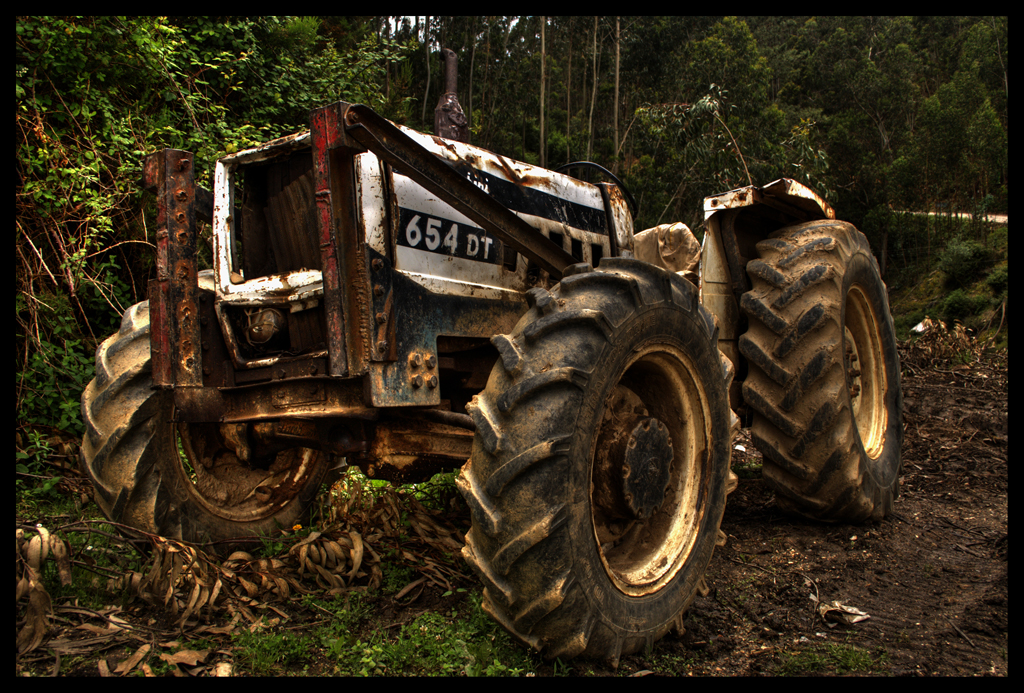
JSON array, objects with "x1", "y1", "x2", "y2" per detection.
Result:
[
  {"x1": 593, "y1": 384, "x2": 676, "y2": 523},
  {"x1": 621, "y1": 418, "x2": 673, "y2": 519},
  {"x1": 590, "y1": 346, "x2": 714, "y2": 597}
]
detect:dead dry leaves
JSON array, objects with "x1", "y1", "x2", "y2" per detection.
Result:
[
  {"x1": 902, "y1": 316, "x2": 1002, "y2": 370},
  {"x1": 16, "y1": 471, "x2": 471, "y2": 673},
  {"x1": 16, "y1": 525, "x2": 70, "y2": 654}
]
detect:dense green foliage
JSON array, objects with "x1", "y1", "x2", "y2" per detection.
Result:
[
  {"x1": 15, "y1": 16, "x2": 1008, "y2": 445},
  {"x1": 16, "y1": 16, "x2": 413, "y2": 441}
]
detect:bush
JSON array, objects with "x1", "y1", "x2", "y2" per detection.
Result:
[
  {"x1": 986, "y1": 266, "x2": 1008, "y2": 296},
  {"x1": 941, "y1": 289, "x2": 989, "y2": 326},
  {"x1": 937, "y1": 238, "x2": 993, "y2": 288}
]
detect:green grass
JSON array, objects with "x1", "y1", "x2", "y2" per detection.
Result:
[
  {"x1": 319, "y1": 591, "x2": 539, "y2": 676},
  {"x1": 772, "y1": 642, "x2": 888, "y2": 676},
  {"x1": 232, "y1": 628, "x2": 310, "y2": 675},
  {"x1": 645, "y1": 650, "x2": 700, "y2": 675}
]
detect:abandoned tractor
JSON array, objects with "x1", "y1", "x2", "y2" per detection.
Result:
[{"x1": 81, "y1": 70, "x2": 901, "y2": 665}]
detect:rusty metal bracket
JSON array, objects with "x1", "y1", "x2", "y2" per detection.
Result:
[
  {"x1": 598, "y1": 183, "x2": 621, "y2": 259},
  {"x1": 310, "y1": 106, "x2": 356, "y2": 377},
  {"x1": 334, "y1": 101, "x2": 576, "y2": 279},
  {"x1": 143, "y1": 149, "x2": 202, "y2": 389}
]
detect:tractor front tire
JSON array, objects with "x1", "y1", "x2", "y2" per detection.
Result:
[
  {"x1": 458, "y1": 259, "x2": 737, "y2": 664},
  {"x1": 739, "y1": 220, "x2": 903, "y2": 522},
  {"x1": 80, "y1": 301, "x2": 329, "y2": 551}
]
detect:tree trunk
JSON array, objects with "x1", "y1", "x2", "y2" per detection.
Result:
[
  {"x1": 566, "y1": 21, "x2": 572, "y2": 162},
  {"x1": 468, "y1": 17, "x2": 476, "y2": 137},
  {"x1": 540, "y1": 17, "x2": 546, "y2": 168},
  {"x1": 422, "y1": 16, "x2": 432, "y2": 126},
  {"x1": 587, "y1": 16, "x2": 599, "y2": 163},
  {"x1": 613, "y1": 17, "x2": 620, "y2": 174}
]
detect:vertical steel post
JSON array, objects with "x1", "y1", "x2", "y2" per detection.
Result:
[
  {"x1": 143, "y1": 149, "x2": 202, "y2": 389},
  {"x1": 311, "y1": 106, "x2": 346, "y2": 377}
]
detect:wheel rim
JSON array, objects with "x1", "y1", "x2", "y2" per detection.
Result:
[
  {"x1": 844, "y1": 285, "x2": 888, "y2": 459},
  {"x1": 176, "y1": 422, "x2": 323, "y2": 523},
  {"x1": 590, "y1": 344, "x2": 712, "y2": 597}
]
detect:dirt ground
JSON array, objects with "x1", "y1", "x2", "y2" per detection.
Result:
[
  {"x1": 617, "y1": 350, "x2": 1008, "y2": 676},
  {"x1": 368, "y1": 344, "x2": 1008, "y2": 676},
  {"x1": 17, "y1": 345, "x2": 1007, "y2": 676}
]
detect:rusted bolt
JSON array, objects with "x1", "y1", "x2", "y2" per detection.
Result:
[
  {"x1": 176, "y1": 212, "x2": 186, "y2": 223},
  {"x1": 427, "y1": 375, "x2": 438, "y2": 389},
  {"x1": 373, "y1": 284, "x2": 384, "y2": 297},
  {"x1": 425, "y1": 354, "x2": 437, "y2": 369},
  {"x1": 178, "y1": 158, "x2": 191, "y2": 171},
  {"x1": 409, "y1": 352, "x2": 423, "y2": 368},
  {"x1": 411, "y1": 374, "x2": 423, "y2": 389},
  {"x1": 371, "y1": 258, "x2": 384, "y2": 271},
  {"x1": 377, "y1": 340, "x2": 387, "y2": 353},
  {"x1": 276, "y1": 369, "x2": 287, "y2": 380},
  {"x1": 176, "y1": 190, "x2": 187, "y2": 202},
  {"x1": 375, "y1": 312, "x2": 387, "y2": 325},
  {"x1": 309, "y1": 363, "x2": 318, "y2": 375}
]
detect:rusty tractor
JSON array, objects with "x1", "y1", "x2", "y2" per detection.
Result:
[{"x1": 80, "y1": 57, "x2": 901, "y2": 665}]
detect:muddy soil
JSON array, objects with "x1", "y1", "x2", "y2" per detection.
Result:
[{"x1": 617, "y1": 353, "x2": 1008, "y2": 676}]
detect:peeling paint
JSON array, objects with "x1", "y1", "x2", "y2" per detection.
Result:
[{"x1": 703, "y1": 177, "x2": 834, "y2": 221}]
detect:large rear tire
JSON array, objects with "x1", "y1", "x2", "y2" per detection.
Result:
[
  {"x1": 458, "y1": 259, "x2": 737, "y2": 664},
  {"x1": 80, "y1": 301, "x2": 329, "y2": 551},
  {"x1": 739, "y1": 220, "x2": 903, "y2": 522}
]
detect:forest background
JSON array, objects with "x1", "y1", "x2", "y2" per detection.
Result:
[{"x1": 15, "y1": 16, "x2": 1008, "y2": 460}]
